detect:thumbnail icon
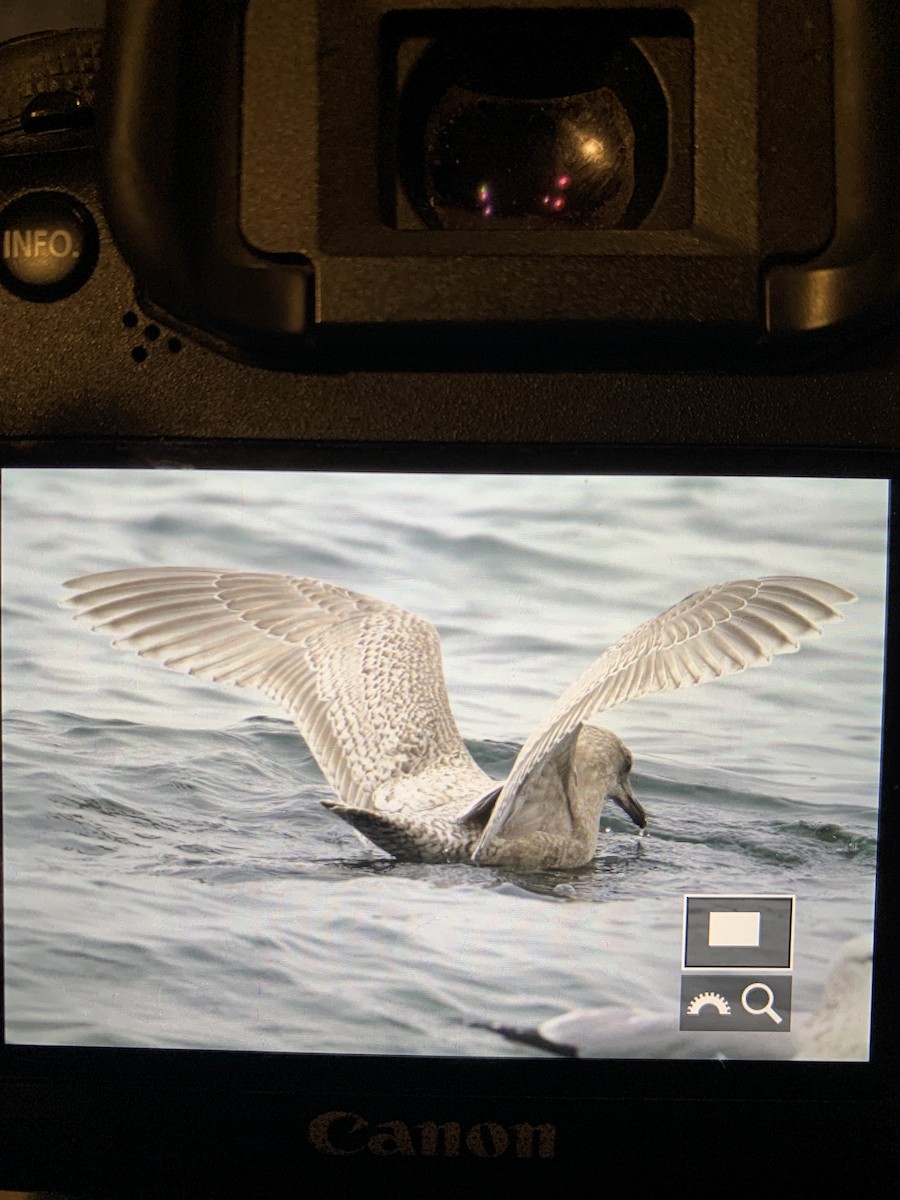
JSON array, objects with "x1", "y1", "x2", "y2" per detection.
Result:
[
  {"x1": 708, "y1": 909, "x2": 760, "y2": 947},
  {"x1": 683, "y1": 895, "x2": 794, "y2": 969}
]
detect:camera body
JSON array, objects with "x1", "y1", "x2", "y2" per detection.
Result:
[
  {"x1": 1, "y1": 3, "x2": 899, "y2": 1197},
  {"x1": 0, "y1": 0, "x2": 898, "y2": 440}
]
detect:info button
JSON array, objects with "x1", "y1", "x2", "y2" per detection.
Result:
[{"x1": 0, "y1": 191, "x2": 98, "y2": 300}]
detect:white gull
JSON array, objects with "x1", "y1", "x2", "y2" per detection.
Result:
[{"x1": 62, "y1": 571, "x2": 854, "y2": 870}]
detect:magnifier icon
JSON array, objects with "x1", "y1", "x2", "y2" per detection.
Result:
[{"x1": 741, "y1": 982, "x2": 783, "y2": 1025}]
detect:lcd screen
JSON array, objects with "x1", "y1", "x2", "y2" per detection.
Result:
[{"x1": 0, "y1": 468, "x2": 888, "y2": 1061}]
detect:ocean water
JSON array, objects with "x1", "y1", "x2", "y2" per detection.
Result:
[{"x1": 1, "y1": 468, "x2": 888, "y2": 1058}]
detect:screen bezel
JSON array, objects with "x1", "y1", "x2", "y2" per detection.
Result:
[{"x1": 1, "y1": 439, "x2": 897, "y2": 1172}]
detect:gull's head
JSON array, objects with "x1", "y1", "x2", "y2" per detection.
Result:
[{"x1": 573, "y1": 725, "x2": 647, "y2": 830}]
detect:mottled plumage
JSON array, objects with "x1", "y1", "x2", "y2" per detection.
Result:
[{"x1": 62, "y1": 570, "x2": 854, "y2": 869}]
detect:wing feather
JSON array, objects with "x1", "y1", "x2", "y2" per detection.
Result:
[
  {"x1": 63, "y1": 567, "x2": 492, "y2": 813},
  {"x1": 474, "y1": 576, "x2": 855, "y2": 856}
]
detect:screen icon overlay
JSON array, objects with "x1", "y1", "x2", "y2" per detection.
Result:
[
  {"x1": 680, "y1": 974, "x2": 793, "y2": 1032},
  {"x1": 680, "y1": 896, "x2": 795, "y2": 1034}
]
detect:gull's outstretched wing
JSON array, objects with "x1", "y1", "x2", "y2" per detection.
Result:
[
  {"x1": 475, "y1": 576, "x2": 855, "y2": 857},
  {"x1": 63, "y1": 568, "x2": 492, "y2": 814},
  {"x1": 480, "y1": 1008, "x2": 801, "y2": 1060}
]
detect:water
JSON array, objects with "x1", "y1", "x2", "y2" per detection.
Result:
[{"x1": 1, "y1": 469, "x2": 888, "y2": 1057}]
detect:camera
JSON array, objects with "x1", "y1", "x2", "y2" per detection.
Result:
[{"x1": 1, "y1": 3, "x2": 898, "y2": 1197}]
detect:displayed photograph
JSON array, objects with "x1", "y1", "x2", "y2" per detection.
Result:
[{"x1": 1, "y1": 468, "x2": 888, "y2": 1059}]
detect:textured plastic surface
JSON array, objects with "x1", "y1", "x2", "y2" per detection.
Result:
[
  {"x1": 1, "y1": 142, "x2": 899, "y2": 443},
  {"x1": 99, "y1": 0, "x2": 896, "y2": 354},
  {"x1": 100, "y1": 0, "x2": 312, "y2": 348}
]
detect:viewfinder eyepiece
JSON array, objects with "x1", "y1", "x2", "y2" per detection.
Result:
[
  {"x1": 395, "y1": 15, "x2": 676, "y2": 232},
  {"x1": 424, "y1": 86, "x2": 635, "y2": 231}
]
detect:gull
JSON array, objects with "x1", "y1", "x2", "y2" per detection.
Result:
[
  {"x1": 62, "y1": 571, "x2": 854, "y2": 870},
  {"x1": 478, "y1": 935, "x2": 874, "y2": 1060}
]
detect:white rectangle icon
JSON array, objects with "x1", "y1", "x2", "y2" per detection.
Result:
[{"x1": 708, "y1": 910, "x2": 760, "y2": 947}]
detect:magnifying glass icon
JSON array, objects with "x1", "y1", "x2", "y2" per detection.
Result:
[{"x1": 741, "y1": 982, "x2": 783, "y2": 1025}]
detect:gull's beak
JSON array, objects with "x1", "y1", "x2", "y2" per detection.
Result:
[{"x1": 609, "y1": 779, "x2": 647, "y2": 829}]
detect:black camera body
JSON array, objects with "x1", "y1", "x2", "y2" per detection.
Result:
[
  {"x1": 0, "y1": 0, "x2": 898, "y2": 436},
  {"x1": 1, "y1": 3, "x2": 899, "y2": 1197}
]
